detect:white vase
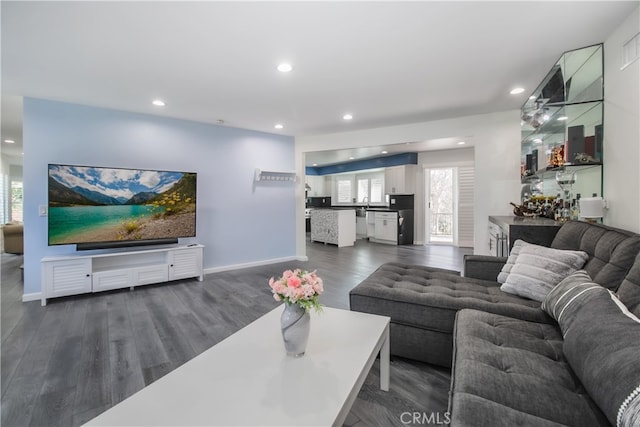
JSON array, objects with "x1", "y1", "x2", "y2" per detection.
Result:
[{"x1": 280, "y1": 303, "x2": 310, "y2": 357}]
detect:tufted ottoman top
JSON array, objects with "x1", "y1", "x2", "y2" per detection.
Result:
[{"x1": 349, "y1": 262, "x2": 548, "y2": 333}]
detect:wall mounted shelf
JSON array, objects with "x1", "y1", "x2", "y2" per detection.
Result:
[{"x1": 254, "y1": 168, "x2": 297, "y2": 182}]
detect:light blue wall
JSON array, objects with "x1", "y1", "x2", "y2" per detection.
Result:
[{"x1": 23, "y1": 98, "x2": 296, "y2": 296}]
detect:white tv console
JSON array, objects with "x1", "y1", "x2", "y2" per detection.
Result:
[{"x1": 40, "y1": 244, "x2": 204, "y2": 306}]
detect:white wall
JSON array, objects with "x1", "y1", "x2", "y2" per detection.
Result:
[
  {"x1": 295, "y1": 110, "x2": 521, "y2": 256},
  {"x1": 604, "y1": 5, "x2": 640, "y2": 232}
]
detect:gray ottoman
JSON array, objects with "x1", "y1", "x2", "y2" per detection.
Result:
[{"x1": 349, "y1": 262, "x2": 547, "y2": 367}]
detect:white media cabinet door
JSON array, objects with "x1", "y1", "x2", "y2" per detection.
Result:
[
  {"x1": 42, "y1": 258, "x2": 92, "y2": 301},
  {"x1": 168, "y1": 247, "x2": 203, "y2": 281}
]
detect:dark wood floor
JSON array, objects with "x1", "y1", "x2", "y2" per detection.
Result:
[{"x1": 1, "y1": 238, "x2": 471, "y2": 427}]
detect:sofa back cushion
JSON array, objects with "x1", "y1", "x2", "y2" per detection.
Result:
[
  {"x1": 551, "y1": 221, "x2": 640, "y2": 291},
  {"x1": 616, "y1": 252, "x2": 640, "y2": 317},
  {"x1": 551, "y1": 278, "x2": 640, "y2": 427}
]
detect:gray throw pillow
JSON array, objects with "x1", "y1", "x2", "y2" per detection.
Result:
[
  {"x1": 497, "y1": 239, "x2": 530, "y2": 284},
  {"x1": 541, "y1": 270, "x2": 603, "y2": 328},
  {"x1": 500, "y1": 244, "x2": 588, "y2": 302},
  {"x1": 559, "y1": 284, "x2": 640, "y2": 427}
]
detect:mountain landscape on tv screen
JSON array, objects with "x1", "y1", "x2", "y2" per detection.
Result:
[{"x1": 47, "y1": 165, "x2": 197, "y2": 245}]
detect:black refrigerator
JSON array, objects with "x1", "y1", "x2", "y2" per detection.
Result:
[{"x1": 388, "y1": 194, "x2": 414, "y2": 245}]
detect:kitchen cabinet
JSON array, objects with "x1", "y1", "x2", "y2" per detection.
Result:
[
  {"x1": 489, "y1": 216, "x2": 561, "y2": 256},
  {"x1": 305, "y1": 175, "x2": 328, "y2": 197},
  {"x1": 384, "y1": 165, "x2": 416, "y2": 195},
  {"x1": 310, "y1": 209, "x2": 356, "y2": 247},
  {"x1": 41, "y1": 245, "x2": 204, "y2": 305},
  {"x1": 372, "y1": 212, "x2": 398, "y2": 244}
]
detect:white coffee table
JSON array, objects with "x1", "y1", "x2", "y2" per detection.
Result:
[{"x1": 86, "y1": 306, "x2": 390, "y2": 426}]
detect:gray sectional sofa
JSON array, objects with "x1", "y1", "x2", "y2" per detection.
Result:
[{"x1": 349, "y1": 221, "x2": 640, "y2": 426}]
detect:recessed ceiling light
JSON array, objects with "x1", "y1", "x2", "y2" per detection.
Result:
[
  {"x1": 4, "y1": 139, "x2": 15, "y2": 144},
  {"x1": 557, "y1": 116, "x2": 568, "y2": 121},
  {"x1": 277, "y1": 63, "x2": 293, "y2": 73},
  {"x1": 349, "y1": 156, "x2": 355, "y2": 160},
  {"x1": 534, "y1": 138, "x2": 543, "y2": 143},
  {"x1": 457, "y1": 141, "x2": 466, "y2": 145},
  {"x1": 274, "y1": 123, "x2": 284, "y2": 129},
  {"x1": 510, "y1": 87, "x2": 525, "y2": 95},
  {"x1": 529, "y1": 95, "x2": 536, "y2": 100},
  {"x1": 152, "y1": 99, "x2": 165, "y2": 107},
  {"x1": 312, "y1": 163, "x2": 318, "y2": 167},
  {"x1": 343, "y1": 114, "x2": 353, "y2": 121},
  {"x1": 381, "y1": 150, "x2": 388, "y2": 154}
]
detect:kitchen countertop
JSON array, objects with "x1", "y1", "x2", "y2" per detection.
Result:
[{"x1": 489, "y1": 215, "x2": 561, "y2": 227}]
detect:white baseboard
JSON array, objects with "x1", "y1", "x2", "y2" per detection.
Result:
[
  {"x1": 204, "y1": 255, "x2": 309, "y2": 274},
  {"x1": 22, "y1": 292, "x2": 42, "y2": 303}
]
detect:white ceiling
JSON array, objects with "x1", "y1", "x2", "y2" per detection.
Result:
[{"x1": 1, "y1": 1, "x2": 637, "y2": 166}]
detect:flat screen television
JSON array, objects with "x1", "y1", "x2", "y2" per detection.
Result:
[{"x1": 48, "y1": 164, "x2": 197, "y2": 250}]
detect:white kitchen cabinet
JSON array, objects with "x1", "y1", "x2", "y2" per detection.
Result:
[
  {"x1": 372, "y1": 212, "x2": 398, "y2": 245},
  {"x1": 41, "y1": 244, "x2": 204, "y2": 305},
  {"x1": 384, "y1": 165, "x2": 416, "y2": 195},
  {"x1": 310, "y1": 209, "x2": 356, "y2": 247},
  {"x1": 305, "y1": 175, "x2": 328, "y2": 197}
]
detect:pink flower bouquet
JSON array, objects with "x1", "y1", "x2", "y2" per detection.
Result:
[{"x1": 268, "y1": 269, "x2": 324, "y2": 312}]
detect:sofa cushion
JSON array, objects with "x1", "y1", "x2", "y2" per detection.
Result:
[
  {"x1": 499, "y1": 244, "x2": 588, "y2": 302},
  {"x1": 449, "y1": 309, "x2": 609, "y2": 426},
  {"x1": 616, "y1": 252, "x2": 640, "y2": 317},
  {"x1": 551, "y1": 221, "x2": 640, "y2": 291},
  {"x1": 560, "y1": 285, "x2": 640, "y2": 427},
  {"x1": 496, "y1": 239, "x2": 529, "y2": 284}
]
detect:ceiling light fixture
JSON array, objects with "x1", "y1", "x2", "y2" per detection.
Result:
[
  {"x1": 274, "y1": 123, "x2": 284, "y2": 129},
  {"x1": 312, "y1": 163, "x2": 318, "y2": 167},
  {"x1": 4, "y1": 139, "x2": 15, "y2": 144},
  {"x1": 510, "y1": 87, "x2": 525, "y2": 95},
  {"x1": 457, "y1": 141, "x2": 466, "y2": 145},
  {"x1": 381, "y1": 150, "x2": 388, "y2": 154},
  {"x1": 277, "y1": 63, "x2": 293, "y2": 73},
  {"x1": 557, "y1": 116, "x2": 568, "y2": 121},
  {"x1": 349, "y1": 156, "x2": 355, "y2": 160},
  {"x1": 534, "y1": 138, "x2": 543, "y2": 143},
  {"x1": 343, "y1": 114, "x2": 353, "y2": 121},
  {"x1": 152, "y1": 99, "x2": 165, "y2": 107}
]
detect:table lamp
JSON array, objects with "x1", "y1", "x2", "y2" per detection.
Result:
[{"x1": 580, "y1": 197, "x2": 605, "y2": 222}]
